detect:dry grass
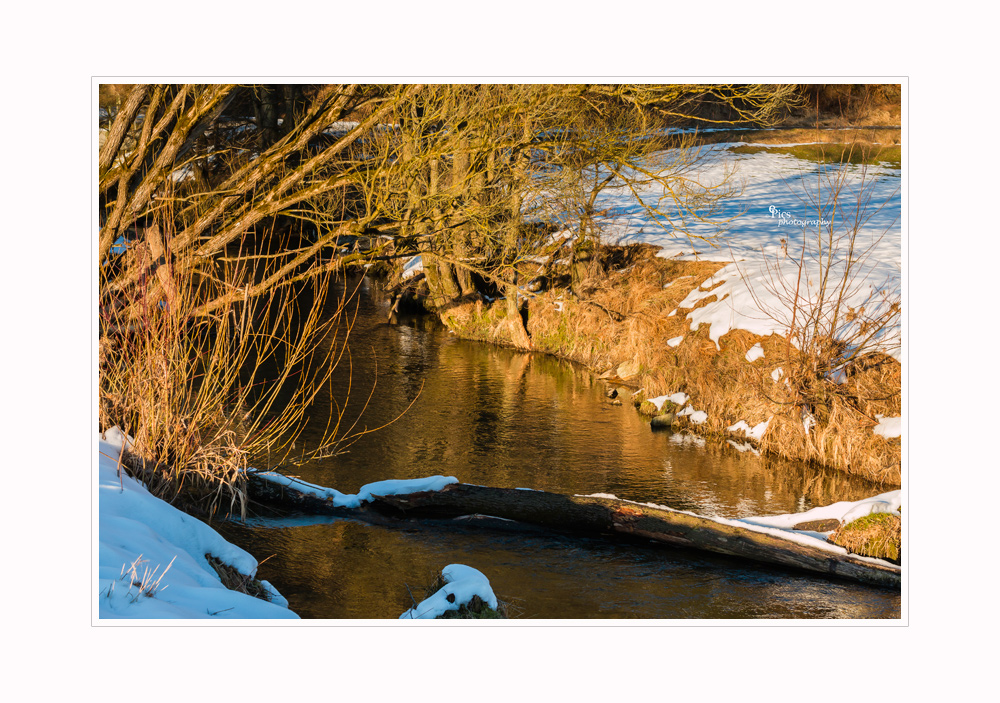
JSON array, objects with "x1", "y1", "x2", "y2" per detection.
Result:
[
  {"x1": 441, "y1": 245, "x2": 901, "y2": 485},
  {"x1": 829, "y1": 512, "x2": 901, "y2": 563},
  {"x1": 100, "y1": 223, "x2": 354, "y2": 518},
  {"x1": 205, "y1": 554, "x2": 273, "y2": 600},
  {"x1": 414, "y1": 572, "x2": 515, "y2": 619}
]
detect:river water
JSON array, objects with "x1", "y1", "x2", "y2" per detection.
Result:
[{"x1": 215, "y1": 277, "x2": 901, "y2": 619}]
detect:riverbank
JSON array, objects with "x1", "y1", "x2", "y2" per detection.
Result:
[
  {"x1": 97, "y1": 428, "x2": 299, "y2": 619},
  {"x1": 402, "y1": 137, "x2": 902, "y2": 484}
]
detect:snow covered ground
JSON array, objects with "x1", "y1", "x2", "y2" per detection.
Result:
[
  {"x1": 589, "y1": 142, "x2": 902, "y2": 361},
  {"x1": 97, "y1": 429, "x2": 299, "y2": 619}
]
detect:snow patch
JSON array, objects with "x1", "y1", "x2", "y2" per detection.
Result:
[
  {"x1": 728, "y1": 417, "x2": 771, "y2": 441},
  {"x1": 399, "y1": 565, "x2": 498, "y2": 619},
  {"x1": 677, "y1": 405, "x2": 708, "y2": 424},
  {"x1": 401, "y1": 255, "x2": 423, "y2": 280},
  {"x1": 873, "y1": 415, "x2": 902, "y2": 439},
  {"x1": 745, "y1": 343, "x2": 765, "y2": 362}
]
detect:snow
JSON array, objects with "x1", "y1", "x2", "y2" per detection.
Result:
[
  {"x1": 578, "y1": 490, "x2": 901, "y2": 565},
  {"x1": 251, "y1": 470, "x2": 362, "y2": 508},
  {"x1": 727, "y1": 417, "x2": 771, "y2": 440},
  {"x1": 399, "y1": 564, "x2": 498, "y2": 619},
  {"x1": 99, "y1": 427, "x2": 461, "y2": 619},
  {"x1": 667, "y1": 335, "x2": 684, "y2": 347},
  {"x1": 874, "y1": 414, "x2": 902, "y2": 438},
  {"x1": 590, "y1": 143, "x2": 901, "y2": 360},
  {"x1": 741, "y1": 490, "x2": 901, "y2": 530},
  {"x1": 98, "y1": 430, "x2": 298, "y2": 619},
  {"x1": 745, "y1": 343, "x2": 765, "y2": 362},
  {"x1": 649, "y1": 392, "x2": 688, "y2": 410},
  {"x1": 647, "y1": 394, "x2": 670, "y2": 410},
  {"x1": 401, "y1": 254, "x2": 423, "y2": 280},
  {"x1": 357, "y1": 475, "x2": 460, "y2": 502},
  {"x1": 677, "y1": 405, "x2": 708, "y2": 424},
  {"x1": 250, "y1": 470, "x2": 458, "y2": 507}
]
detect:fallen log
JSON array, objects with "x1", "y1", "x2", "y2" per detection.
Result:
[
  {"x1": 245, "y1": 474, "x2": 900, "y2": 589},
  {"x1": 370, "y1": 485, "x2": 901, "y2": 589}
]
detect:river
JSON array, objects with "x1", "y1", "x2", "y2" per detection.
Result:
[{"x1": 215, "y1": 277, "x2": 901, "y2": 619}]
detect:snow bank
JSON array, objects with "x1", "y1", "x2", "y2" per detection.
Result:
[
  {"x1": 399, "y1": 564, "x2": 499, "y2": 619},
  {"x1": 98, "y1": 430, "x2": 298, "y2": 619},
  {"x1": 648, "y1": 392, "x2": 689, "y2": 411}
]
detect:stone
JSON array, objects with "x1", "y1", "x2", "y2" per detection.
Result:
[
  {"x1": 792, "y1": 519, "x2": 841, "y2": 532},
  {"x1": 617, "y1": 359, "x2": 640, "y2": 379},
  {"x1": 651, "y1": 412, "x2": 676, "y2": 429}
]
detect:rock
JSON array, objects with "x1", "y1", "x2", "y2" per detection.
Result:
[
  {"x1": 638, "y1": 400, "x2": 659, "y2": 417},
  {"x1": 651, "y1": 411, "x2": 676, "y2": 429},
  {"x1": 616, "y1": 359, "x2": 640, "y2": 379},
  {"x1": 605, "y1": 387, "x2": 619, "y2": 399},
  {"x1": 792, "y1": 519, "x2": 841, "y2": 532}
]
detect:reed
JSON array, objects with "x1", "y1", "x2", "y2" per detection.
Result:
[{"x1": 99, "y1": 221, "x2": 357, "y2": 518}]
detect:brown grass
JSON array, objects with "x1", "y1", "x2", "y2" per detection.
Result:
[
  {"x1": 205, "y1": 554, "x2": 274, "y2": 600},
  {"x1": 99, "y1": 220, "x2": 354, "y2": 518},
  {"x1": 439, "y1": 247, "x2": 900, "y2": 484},
  {"x1": 828, "y1": 512, "x2": 901, "y2": 563}
]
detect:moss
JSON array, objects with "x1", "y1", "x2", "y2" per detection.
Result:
[
  {"x1": 638, "y1": 400, "x2": 659, "y2": 416},
  {"x1": 828, "y1": 512, "x2": 901, "y2": 563}
]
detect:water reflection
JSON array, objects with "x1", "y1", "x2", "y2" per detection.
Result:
[{"x1": 222, "y1": 277, "x2": 900, "y2": 619}]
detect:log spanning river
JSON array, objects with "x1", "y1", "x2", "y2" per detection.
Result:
[{"x1": 215, "y1": 277, "x2": 901, "y2": 619}]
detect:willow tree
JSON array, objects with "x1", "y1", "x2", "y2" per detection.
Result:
[
  {"x1": 353, "y1": 84, "x2": 797, "y2": 342},
  {"x1": 98, "y1": 83, "x2": 422, "y2": 514}
]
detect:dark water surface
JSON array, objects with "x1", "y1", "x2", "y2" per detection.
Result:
[{"x1": 216, "y1": 278, "x2": 901, "y2": 619}]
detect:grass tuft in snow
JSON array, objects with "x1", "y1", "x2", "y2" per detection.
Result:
[
  {"x1": 828, "y1": 512, "x2": 901, "y2": 563},
  {"x1": 205, "y1": 554, "x2": 273, "y2": 601}
]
